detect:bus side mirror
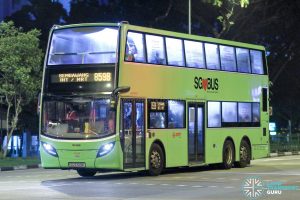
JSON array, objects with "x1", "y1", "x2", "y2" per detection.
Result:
[{"x1": 110, "y1": 86, "x2": 130, "y2": 111}]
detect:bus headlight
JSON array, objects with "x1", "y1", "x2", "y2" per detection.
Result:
[
  {"x1": 41, "y1": 142, "x2": 58, "y2": 157},
  {"x1": 97, "y1": 142, "x2": 115, "y2": 157}
]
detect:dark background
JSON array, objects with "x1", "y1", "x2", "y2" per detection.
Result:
[{"x1": 2, "y1": 0, "x2": 300, "y2": 132}]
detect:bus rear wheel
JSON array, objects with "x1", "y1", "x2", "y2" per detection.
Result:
[
  {"x1": 222, "y1": 140, "x2": 235, "y2": 169},
  {"x1": 236, "y1": 140, "x2": 251, "y2": 168},
  {"x1": 77, "y1": 169, "x2": 97, "y2": 177},
  {"x1": 149, "y1": 143, "x2": 164, "y2": 176}
]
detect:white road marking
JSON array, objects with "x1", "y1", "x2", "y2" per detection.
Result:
[
  {"x1": 258, "y1": 158, "x2": 300, "y2": 162},
  {"x1": 224, "y1": 186, "x2": 234, "y2": 189},
  {"x1": 145, "y1": 183, "x2": 154, "y2": 186},
  {"x1": 192, "y1": 185, "x2": 204, "y2": 188},
  {"x1": 129, "y1": 182, "x2": 138, "y2": 185},
  {"x1": 176, "y1": 185, "x2": 187, "y2": 187},
  {"x1": 211, "y1": 172, "x2": 300, "y2": 176},
  {"x1": 230, "y1": 178, "x2": 240, "y2": 181},
  {"x1": 160, "y1": 184, "x2": 170, "y2": 186},
  {"x1": 208, "y1": 186, "x2": 217, "y2": 188},
  {"x1": 115, "y1": 182, "x2": 123, "y2": 185}
]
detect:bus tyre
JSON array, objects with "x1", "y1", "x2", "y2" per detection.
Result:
[
  {"x1": 236, "y1": 140, "x2": 251, "y2": 168},
  {"x1": 77, "y1": 169, "x2": 97, "y2": 177},
  {"x1": 149, "y1": 143, "x2": 164, "y2": 176},
  {"x1": 222, "y1": 140, "x2": 235, "y2": 169}
]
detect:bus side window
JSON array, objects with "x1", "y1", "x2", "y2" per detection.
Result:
[
  {"x1": 145, "y1": 34, "x2": 166, "y2": 65},
  {"x1": 205, "y1": 43, "x2": 220, "y2": 70},
  {"x1": 125, "y1": 32, "x2": 146, "y2": 62},
  {"x1": 236, "y1": 48, "x2": 251, "y2": 73},
  {"x1": 250, "y1": 50, "x2": 264, "y2": 74}
]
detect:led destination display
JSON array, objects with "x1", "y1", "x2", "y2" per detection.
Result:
[{"x1": 51, "y1": 72, "x2": 112, "y2": 83}]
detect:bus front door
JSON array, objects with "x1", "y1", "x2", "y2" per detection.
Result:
[
  {"x1": 188, "y1": 103, "x2": 205, "y2": 163},
  {"x1": 121, "y1": 99, "x2": 145, "y2": 169}
]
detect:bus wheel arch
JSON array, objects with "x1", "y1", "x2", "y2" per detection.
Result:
[
  {"x1": 148, "y1": 140, "x2": 165, "y2": 176},
  {"x1": 236, "y1": 136, "x2": 251, "y2": 168},
  {"x1": 222, "y1": 137, "x2": 235, "y2": 169}
]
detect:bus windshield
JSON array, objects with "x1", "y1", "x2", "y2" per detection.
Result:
[
  {"x1": 48, "y1": 26, "x2": 118, "y2": 65},
  {"x1": 42, "y1": 97, "x2": 115, "y2": 139}
]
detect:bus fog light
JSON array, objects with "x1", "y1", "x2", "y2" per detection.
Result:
[
  {"x1": 97, "y1": 142, "x2": 115, "y2": 157},
  {"x1": 41, "y1": 142, "x2": 58, "y2": 157}
]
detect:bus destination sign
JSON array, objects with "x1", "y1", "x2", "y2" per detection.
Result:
[{"x1": 51, "y1": 72, "x2": 112, "y2": 83}]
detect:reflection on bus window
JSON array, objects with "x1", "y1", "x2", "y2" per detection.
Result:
[
  {"x1": 168, "y1": 100, "x2": 184, "y2": 128},
  {"x1": 48, "y1": 27, "x2": 118, "y2": 65},
  {"x1": 146, "y1": 34, "x2": 166, "y2": 65},
  {"x1": 250, "y1": 50, "x2": 264, "y2": 74},
  {"x1": 125, "y1": 32, "x2": 146, "y2": 62},
  {"x1": 123, "y1": 102, "x2": 132, "y2": 130},
  {"x1": 208, "y1": 101, "x2": 221, "y2": 127},
  {"x1": 238, "y1": 103, "x2": 252, "y2": 122},
  {"x1": 220, "y1": 45, "x2": 236, "y2": 72},
  {"x1": 222, "y1": 102, "x2": 237, "y2": 122},
  {"x1": 252, "y1": 103, "x2": 260, "y2": 122},
  {"x1": 166, "y1": 38, "x2": 185, "y2": 66},
  {"x1": 184, "y1": 40, "x2": 205, "y2": 68},
  {"x1": 236, "y1": 48, "x2": 251, "y2": 73},
  {"x1": 149, "y1": 112, "x2": 166, "y2": 128},
  {"x1": 205, "y1": 43, "x2": 220, "y2": 70}
]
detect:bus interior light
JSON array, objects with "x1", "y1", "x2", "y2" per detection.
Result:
[
  {"x1": 41, "y1": 142, "x2": 58, "y2": 157},
  {"x1": 97, "y1": 142, "x2": 115, "y2": 157}
]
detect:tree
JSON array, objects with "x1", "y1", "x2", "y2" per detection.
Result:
[
  {"x1": 7, "y1": 0, "x2": 67, "y2": 49},
  {"x1": 0, "y1": 21, "x2": 42, "y2": 158}
]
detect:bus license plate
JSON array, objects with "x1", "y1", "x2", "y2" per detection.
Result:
[{"x1": 68, "y1": 162, "x2": 86, "y2": 168}]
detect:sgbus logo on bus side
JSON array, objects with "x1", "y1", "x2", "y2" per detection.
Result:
[{"x1": 194, "y1": 77, "x2": 219, "y2": 91}]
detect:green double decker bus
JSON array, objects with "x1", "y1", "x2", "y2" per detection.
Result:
[{"x1": 39, "y1": 22, "x2": 269, "y2": 176}]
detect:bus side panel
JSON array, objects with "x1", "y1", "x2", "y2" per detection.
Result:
[
  {"x1": 205, "y1": 128, "x2": 269, "y2": 164},
  {"x1": 146, "y1": 129, "x2": 188, "y2": 168}
]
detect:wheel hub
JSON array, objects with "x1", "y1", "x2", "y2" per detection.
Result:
[
  {"x1": 225, "y1": 147, "x2": 233, "y2": 165},
  {"x1": 151, "y1": 150, "x2": 161, "y2": 169},
  {"x1": 240, "y1": 146, "x2": 248, "y2": 161}
]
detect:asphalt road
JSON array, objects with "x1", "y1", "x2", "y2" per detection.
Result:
[{"x1": 0, "y1": 156, "x2": 300, "y2": 200}]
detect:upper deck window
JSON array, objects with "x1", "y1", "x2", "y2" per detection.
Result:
[
  {"x1": 220, "y1": 45, "x2": 236, "y2": 72},
  {"x1": 125, "y1": 32, "x2": 146, "y2": 62},
  {"x1": 184, "y1": 40, "x2": 205, "y2": 68},
  {"x1": 236, "y1": 48, "x2": 251, "y2": 73},
  {"x1": 166, "y1": 37, "x2": 185, "y2": 66},
  {"x1": 145, "y1": 34, "x2": 166, "y2": 65},
  {"x1": 205, "y1": 43, "x2": 220, "y2": 70},
  {"x1": 250, "y1": 50, "x2": 264, "y2": 74},
  {"x1": 48, "y1": 27, "x2": 118, "y2": 65}
]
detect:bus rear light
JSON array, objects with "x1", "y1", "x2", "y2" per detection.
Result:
[
  {"x1": 41, "y1": 142, "x2": 58, "y2": 157},
  {"x1": 97, "y1": 142, "x2": 115, "y2": 157}
]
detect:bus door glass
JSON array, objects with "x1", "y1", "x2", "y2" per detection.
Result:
[
  {"x1": 188, "y1": 103, "x2": 205, "y2": 163},
  {"x1": 121, "y1": 99, "x2": 145, "y2": 168}
]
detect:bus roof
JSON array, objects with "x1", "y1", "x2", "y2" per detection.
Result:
[{"x1": 52, "y1": 22, "x2": 265, "y2": 51}]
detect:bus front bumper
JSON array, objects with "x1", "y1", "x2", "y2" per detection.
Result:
[{"x1": 40, "y1": 137, "x2": 123, "y2": 170}]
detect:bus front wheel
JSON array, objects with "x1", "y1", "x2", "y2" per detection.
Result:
[
  {"x1": 77, "y1": 169, "x2": 97, "y2": 177},
  {"x1": 236, "y1": 140, "x2": 251, "y2": 168},
  {"x1": 222, "y1": 140, "x2": 235, "y2": 169},
  {"x1": 149, "y1": 143, "x2": 164, "y2": 176}
]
